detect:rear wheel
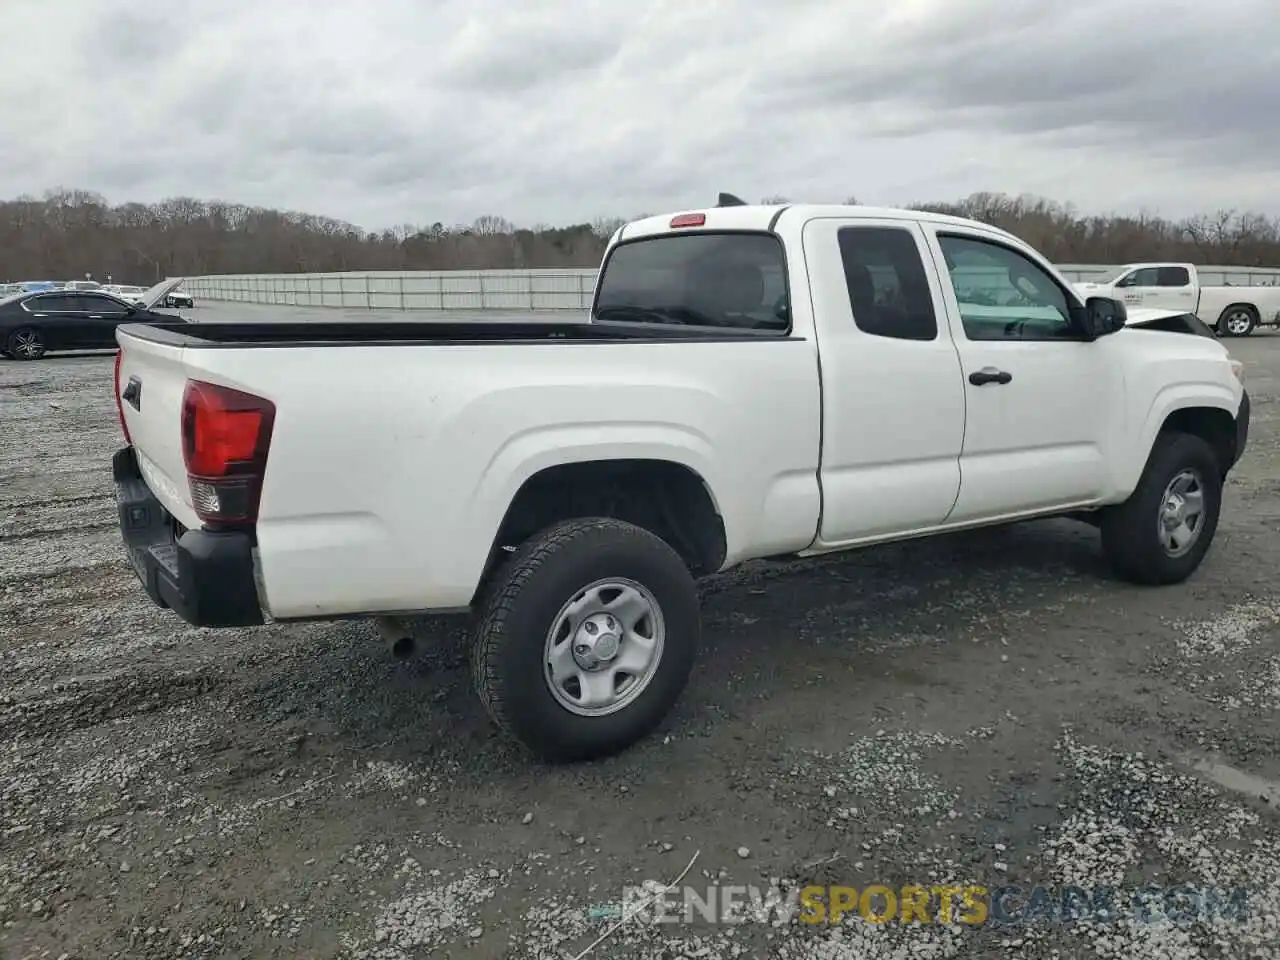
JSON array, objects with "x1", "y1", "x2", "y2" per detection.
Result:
[
  {"x1": 1217, "y1": 305, "x2": 1258, "y2": 337},
  {"x1": 1100, "y1": 432, "x2": 1222, "y2": 585},
  {"x1": 6, "y1": 327, "x2": 46, "y2": 360},
  {"x1": 471, "y1": 517, "x2": 700, "y2": 762}
]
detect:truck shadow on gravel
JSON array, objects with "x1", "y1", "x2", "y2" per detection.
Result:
[{"x1": 242, "y1": 517, "x2": 1116, "y2": 777}]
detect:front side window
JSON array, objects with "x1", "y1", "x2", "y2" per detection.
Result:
[
  {"x1": 75, "y1": 294, "x2": 128, "y2": 314},
  {"x1": 937, "y1": 234, "x2": 1081, "y2": 341},
  {"x1": 1116, "y1": 267, "x2": 1160, "y2": 288},
  {"x1": 594, "y1": 232, "x2": 789, "y2": 333}
]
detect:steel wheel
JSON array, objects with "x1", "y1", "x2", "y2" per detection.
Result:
[
  {"x1": 544, "y1": 578, "x2": 665, "y2": 716},
  {"x1": 1157, "y1": 468, "x2": 1206, "y2": 557},
  {"x1": 1102, "y1": 433, "x2": 1222, "y2": 585},
  {"x1": 472, "y1": 518, "x2": 699, "y2": 762}
]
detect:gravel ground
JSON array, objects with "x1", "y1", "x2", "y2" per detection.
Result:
[{"x1": 3, "y1": 329, "x2": 1280, "y2": 960}]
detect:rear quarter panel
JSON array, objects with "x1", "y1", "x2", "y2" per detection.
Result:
[
  {"x1": 1195, "y1": 285, "x2": 1280, "y2": 325},
  {"x1": 188, "y1": 338, "x2": 823, "y2": 619}
]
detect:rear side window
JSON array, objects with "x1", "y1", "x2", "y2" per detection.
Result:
[
  {"x1": 26, "y1": 294, "x2": 75, "y2": 311},
  {"x1": 837, "y1": 226, "x2": 937, "y2": 341},
  {"x1": 593, "y1": 232, "x2": 789, "y2": 333},
  {"x1": 1157, "y1": 266, "x2": 1191, "y2": 286}
]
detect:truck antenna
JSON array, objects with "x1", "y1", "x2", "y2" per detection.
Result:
[{"x1": 716, "y1": 193, "x2": 747, "y2": 207}]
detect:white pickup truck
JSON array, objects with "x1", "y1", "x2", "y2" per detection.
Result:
[
  {"x1": 1074, "y1": 262, "x2": 1280, "y2": 337},
  {"x1": 112, "y1": 198, "x2": 1250, "y2": 762}
]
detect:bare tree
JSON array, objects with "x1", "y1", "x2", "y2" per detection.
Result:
[
  {"x1": 2, "y1": 189, "x2": 1280, "y2": 283},
  {"x1": 591, "y1": 216, "x2": 628, "y2": 239},
  {"x1": 471, "y1": 215, "x2": 515, "y2": 236}
]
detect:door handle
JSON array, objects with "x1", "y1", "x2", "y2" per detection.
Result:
[
  {"x1": 89, "y1": 315, "x2": 102, "y2": 319},
  {"x1": 969, "y1": 367, "x2": 1012, "y2": 386}
]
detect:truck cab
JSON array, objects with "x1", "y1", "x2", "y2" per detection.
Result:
[
  {"x1": 1107, "y1": 263, "x2": 1198, "y2": 310},
  {"x1": 609, "y1": 203, "x2": 1244, "y2": 542}
]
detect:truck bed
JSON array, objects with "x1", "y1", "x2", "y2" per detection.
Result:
[
  {"x1": 114, "y1": 310, "x2": 822, "y2": 619},
  {"x1": 120, "y1": 318, "x2": 791, "y2": 349}
]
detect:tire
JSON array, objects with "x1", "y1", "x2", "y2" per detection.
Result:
[
  {"x1": 1217, "y1": 305, "x2": 1258, "y2": 337},
  {"x1": 6, "y1": 327, "x2": 46, "y2": 360},
  {"x1": 1100, "y1": 432, "x2": 1222, "y2": 585},
  {"x1": 472, "y1": 517, "x2": 700, "y2": 763}
]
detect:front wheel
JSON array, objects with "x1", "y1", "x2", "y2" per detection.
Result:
[
  {"x1": 1100, "y1": 432, "x2": 1222, "y2": 585},
  {"x1": 6, "y1": 327, "x2": 46, "y2": 360},
  {"x1": 471, "y1": 517, "x2": 700, "y2": 762}
]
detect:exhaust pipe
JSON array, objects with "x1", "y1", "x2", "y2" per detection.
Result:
[{"x1": 373, "y1": 616, "x2": 416, "y2": 660}]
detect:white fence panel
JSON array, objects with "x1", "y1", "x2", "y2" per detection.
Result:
[{"x1": 181, "y1": 264, "x2": 1280, "y2": 311}]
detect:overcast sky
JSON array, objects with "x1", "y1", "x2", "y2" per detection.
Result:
[{"x1": 2, "y1": 0, "x2": 1277, "y2": 230}]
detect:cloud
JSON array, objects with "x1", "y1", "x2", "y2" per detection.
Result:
[
  {"x1": 752, "y1": 0, "x2": 1280, "y2": 154},
  {"x1": 433, "y1": 10, "x2": 626, "y2": 93},
  {"x1": 1, "y1": 0, "x2": 1276, "y2": 229}
]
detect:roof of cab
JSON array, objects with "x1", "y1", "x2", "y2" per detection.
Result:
[{"x1": 618, "y1": 199, "x2": 1023, "y2": 247}]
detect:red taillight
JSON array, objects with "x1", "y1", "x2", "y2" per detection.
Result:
[
  {"x1": 670, "y1": 212, "x2": 706, "y2": 228},
  {"x1": 113, "y1": 349, "x2": 132, "y2": 444},
  {"x1": 181, "y1": 380, "x2": 275, "y2": 527}
]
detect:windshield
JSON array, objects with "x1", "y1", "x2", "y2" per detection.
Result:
[{"x1": 593, "y1": 232, "x2": 789, "y2": 332}]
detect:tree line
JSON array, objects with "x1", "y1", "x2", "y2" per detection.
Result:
[{"x1": 2, "y1": 188, "x2": 1279, "y2": 284}]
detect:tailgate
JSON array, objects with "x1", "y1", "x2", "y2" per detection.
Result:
[{"x1": 116, "y1": 329, "x2": 201, "y2": 530}]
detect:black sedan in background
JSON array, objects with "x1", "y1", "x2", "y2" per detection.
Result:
[{"x1": 0, "y1": 279, "x2": 186, "y2": 360}]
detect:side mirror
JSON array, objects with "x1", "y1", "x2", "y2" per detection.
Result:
[{"x1": 1085, "y1": 296, "x2": 1127, "y2": 338}]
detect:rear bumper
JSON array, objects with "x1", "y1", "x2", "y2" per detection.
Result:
[{"x1": 113, "y1": 446, "x2": 265, "y2": 627}]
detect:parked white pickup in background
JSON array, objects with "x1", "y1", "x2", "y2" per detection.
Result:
[{"x1": 1074, "y1": 262, "x2": 1280, "y2": 337}]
